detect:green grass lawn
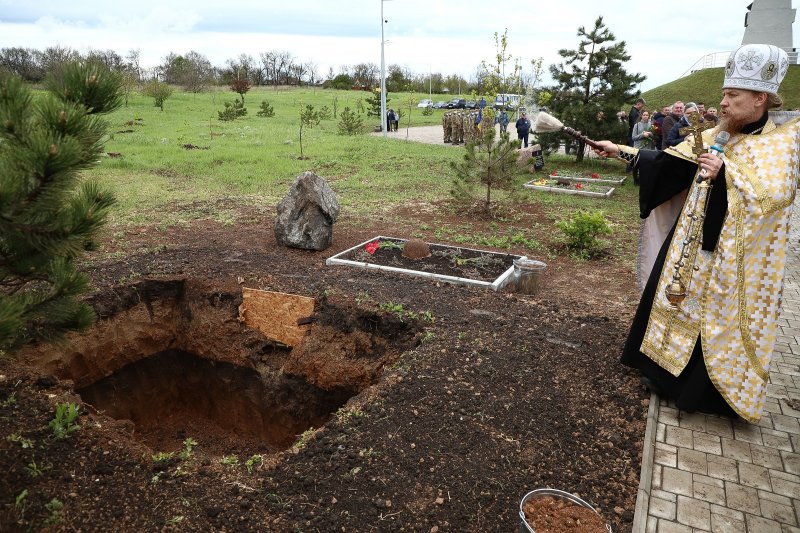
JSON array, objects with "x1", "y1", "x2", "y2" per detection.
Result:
[
  {"x1": 641, "y1": 65, "x2": 800, "y2": 110},
  {"x1": 86, "y1": 85, "x2": 642, "y2": 266}
]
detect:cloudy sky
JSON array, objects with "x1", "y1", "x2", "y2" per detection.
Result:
[{"x1": 0, "y1": 0, "x2": 797, "y2": 91}]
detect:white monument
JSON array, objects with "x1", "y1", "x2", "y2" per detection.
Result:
[{"x1": 742, "y1": 0, "x2": 798, "y2": 63}]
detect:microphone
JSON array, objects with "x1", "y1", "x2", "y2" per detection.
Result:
[{"x1": 698, "y1": 131, "x2": 730, "y2": 181}]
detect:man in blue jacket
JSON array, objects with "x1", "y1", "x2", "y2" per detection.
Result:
[{"x1": 515, "y1": 113, "x2": 531, "y2": 147}]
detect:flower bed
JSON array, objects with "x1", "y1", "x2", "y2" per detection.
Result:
[
  {"x1": 547, "y1": 171, "x2": 627, "y2": 186},
  {"x1": 523, "y1": 176, "x2": 615, "y2": 198},
  {"x1": 326, "y1": 236, "x2": 521, "y2": 291}
]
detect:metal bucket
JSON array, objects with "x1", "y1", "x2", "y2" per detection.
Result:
[
  {"x1": 518, "y1": 488, "x2": 612, "y2": 533},
  {"x1": 513, "y1": 258, "x2": 547, "y2": 295}
]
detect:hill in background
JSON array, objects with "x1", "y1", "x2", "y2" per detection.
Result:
[{"x1": 640, "y1": 65, "x2": 800, "y2": 111}]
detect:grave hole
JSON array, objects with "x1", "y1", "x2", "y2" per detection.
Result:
[
  {"x1": 77, "y1": 349, "x2": 354, "y2": 455},
  {"x1": 27, "y1": 279, "x2": 421, "y2": 457}
]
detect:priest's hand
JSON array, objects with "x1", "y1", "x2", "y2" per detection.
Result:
[
  {"x1": 592, "y1": 141, "x2": 619, "y2": 159},
  {"x1": 697, "y1": 152, "x2": 724, "y2": 181}
]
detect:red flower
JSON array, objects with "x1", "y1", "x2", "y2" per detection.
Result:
[
  {"x1": 590, "y1": 173, "x2": 600, "y2": 179},
  {"x1": 575, "y1": 183, "x2": 584, "y2": 190},
  {"x1": 364, "y1": 240, "x2": 380, "y2": 255},
  {"x1": 551, "y1": 171, "x2": 557, "y2": 176}
]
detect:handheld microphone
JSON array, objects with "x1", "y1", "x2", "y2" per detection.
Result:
[{"x1": 698, "y1": 131, "x2": 730, "y2": 181}]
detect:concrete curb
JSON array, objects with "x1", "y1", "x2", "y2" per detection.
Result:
[{"x1": 631, "y1": 393, "x2": 659, "y2": 533}]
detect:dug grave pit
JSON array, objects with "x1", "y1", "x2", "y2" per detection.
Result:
[{"x1": 21, "y1": 278, "x2": 422, "y2": 458}]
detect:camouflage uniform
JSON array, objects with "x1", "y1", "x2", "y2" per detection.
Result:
[
  {"x1": 442, "y1": 112, "x2": 452, "y2": 143},
  {"x1": 450, "y1": 112, "x2": 462, "y2": 144}
]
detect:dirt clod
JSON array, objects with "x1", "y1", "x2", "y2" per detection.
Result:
[{"x1": 402, "y1": 238, "x2": 432, "y2": 259}]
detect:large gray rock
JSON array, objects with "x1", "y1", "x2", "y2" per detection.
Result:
[{"x1": 275, "y1": 171, "x2": 340, "y2": 251}]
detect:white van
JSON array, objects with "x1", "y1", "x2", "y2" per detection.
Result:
[{"x1": 494, "y1": 94, "x2": 522, "y2": 110}]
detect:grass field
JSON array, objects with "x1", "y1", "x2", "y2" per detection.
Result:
[
  {"x1": 87, "y1": 85, "x2": 642, "y2": 265},
  {"x1": 641, "y1": 65, "x2": 800, "y2": 110}
]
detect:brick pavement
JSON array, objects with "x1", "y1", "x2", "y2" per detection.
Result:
[{"x1": 633, "y1": 196, "x2": 800, "y2": 533}]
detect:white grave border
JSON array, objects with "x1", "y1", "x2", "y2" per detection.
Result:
[{"x1": 326, "y1": 236, "x2": 522, "y2": 291}]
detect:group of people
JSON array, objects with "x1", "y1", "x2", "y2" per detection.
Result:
[
  {"x1": 386, "y1": 109, "x2": 400, "y2": 132},
  {"x1": 441, "y1": 110, "x2": 482, "y2": 144},
  {"x1": 598, "y1": 43, "x2": 799, "y2": 424},
  {"x1": 627, "y1": 99, "x2": 721, "y2": 153}
]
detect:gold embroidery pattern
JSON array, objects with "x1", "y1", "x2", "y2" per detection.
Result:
[{"x1": 642, "y1": 118, "x2": 800, "y2": 422}]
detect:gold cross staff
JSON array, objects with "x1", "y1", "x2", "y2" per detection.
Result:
[{"x1": 679, "y1": 113, "x2": 715, "y2": 156}]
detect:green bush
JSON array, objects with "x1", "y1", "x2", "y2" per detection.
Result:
[
  {"x1": 337, "y1": 106, "x2": 364, "y2": 135},
  {"x1": 256, "y1": 100, "x2": 274, "y2": 117},
  {"x1": 218, "y1": 100, "x2": 247, "y2": 121},
  {"x1": 556, "y1": 209, "x2": 612, "y2": 256}
]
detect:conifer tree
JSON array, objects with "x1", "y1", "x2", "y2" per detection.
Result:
[
  {"x1": 365, "y1": 90, "x2": 387, "y2": 118},
  {"x1": 450, "y1": 126, "x2": 520, "y2": 216},
  {"x1": 0, "y1": 61, "x2": 122, "y2": 351},
  {"x1": 545, "y1": 16, "x2": 645, "y2": 161}
]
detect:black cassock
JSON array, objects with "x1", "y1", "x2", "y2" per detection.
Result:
[{"x1": 620, "y1": 114, "x2": 768, "y2": 418}]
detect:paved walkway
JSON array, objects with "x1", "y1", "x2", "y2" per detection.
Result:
[{"x1": 633, "y1": 196, "x2": 800, "y2": 533}]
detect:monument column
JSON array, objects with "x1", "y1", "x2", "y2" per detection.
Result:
[{"x1": 742, "y1": 0, "x2": 797, "y2": 63}]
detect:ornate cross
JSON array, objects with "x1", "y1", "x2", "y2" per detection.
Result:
[{"x1": 679, "y1": 113, "x2": 715, "y2": 155}]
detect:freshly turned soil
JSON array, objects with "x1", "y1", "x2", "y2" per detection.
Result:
[
  {"x1": 0, "y1": 200, "x2": 646, "y2": 532},
  {"x1": 522, "y1": 496, "x2": 609, "y2": 533}
]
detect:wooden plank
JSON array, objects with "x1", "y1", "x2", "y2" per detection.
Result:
[{"x1": 238, "y1": 288, "x2": 315, "y2": 347}]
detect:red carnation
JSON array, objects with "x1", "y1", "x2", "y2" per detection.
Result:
[{"x1": 364, "y1": 240, "x2": 380, "y2": 255}]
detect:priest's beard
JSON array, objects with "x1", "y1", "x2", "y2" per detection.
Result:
[{"x1": 718, "y1": 115, "x2": 746, "y2": 135}]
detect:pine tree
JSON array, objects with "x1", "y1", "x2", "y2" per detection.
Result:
[
  {"x1": 546, "y1": 16, "x2": 645, "y2": 161},
  {"x1": 0, "y1": 61, "x2": 122, "y2": 351},
  {"x1": 365, "y1": 90, "x2": 387, "y2": 118},
  {"x1": 337, "y1": 107, "x2": 363, "y2": 135},
  {"x1": 450, "y1": 126, "x2": 521, "y2": 216}
]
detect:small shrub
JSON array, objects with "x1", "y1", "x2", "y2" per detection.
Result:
[
  {"x1": 229, "y1": 78, "x2": 251, "y2": 103},
  {"x1": 218, "y1": 100, "x2": 247, "y2": 121},
  {"x1": 421, "y1": 106, "x2": 434, "y2": 116},
  {"x1": 44, "y1": 498, "x2": 63, "y2": 525},
  {"x1": 49, "y1": 403, "x2": 80, "y2": 440},
  {"x1": 256, "y1": 100, "x2": 275, "y2": 117},
  {"x1": 245, "y1": 454, "x2": 263, "y2": 473},
  {"x1": 142, "y1": 79, "x2": 173, "y2": 111},
  {"x1": 317, "y1": 105, "x2": 332, "y2": 120},
  {"x1": 178, "y1": 437, "x2": 197, "y2": 460},
  {"x1": 220, "y1": 454, "x2": 239, "y2": 466},
  {"x1": 337, "y1": 107, "x2": 364, "y2": 135},
  {"x1": 555, "y1": 210, "x2": 612, "y2": 256}
]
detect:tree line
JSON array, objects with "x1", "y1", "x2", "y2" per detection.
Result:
[{"x1": 0, "y1": 45, "x2": 541, "y2": 96}]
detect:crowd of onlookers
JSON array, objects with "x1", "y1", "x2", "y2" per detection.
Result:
[
  {"x1": 626, "y1": 97, "x2": 720, "y2": 152},
  {"x1": 623, "y1": 97, "x2": 720, "y2": 183}
]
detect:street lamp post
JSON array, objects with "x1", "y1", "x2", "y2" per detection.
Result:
[{"x1": 380, "y1": 0, "x2": 388, "y2": 138}]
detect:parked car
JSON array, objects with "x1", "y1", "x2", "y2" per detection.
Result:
[
  {"x1": 417, "y1": 99, "x2": 433, "y2": 108},
  {"x1": 446, "y1": 98, "x2": 466, "y2": 109},
  {"x1": 432, "y1": 101, "x2": 448, "y2": 109},
  {"x1": 464, "y1": 101, "x2": 477, "y2": 109}
]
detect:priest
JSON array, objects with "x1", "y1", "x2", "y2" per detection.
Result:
[{"x1": 593, "y1": 43, "x2": 799, "y2": 422}]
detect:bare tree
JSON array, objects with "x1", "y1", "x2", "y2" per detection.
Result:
[
  {"x1": 304, "y1": 61, "x2": 319, "y2": 85},
  {"x1": 0, "y1": 47, "x2": 44, "y2": 81},
  {"x1": 352, "y1": 62, "x2": 379, "y2": 89},
  {"x1": 125, "y1": 49, "x2": 141, "y2": 82},
  {"x1": 260, "y1": 51, "x2": 277, "y2": 85},
  {"x1": 40, "y1": 45, "x2": 79, "y2": 76},
  {"x1": 275, "y1": 51, "x2": 294, "y2": 85},
  {"x1": 85, "y1": 49, "x2": 125, "y2": 71}
]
